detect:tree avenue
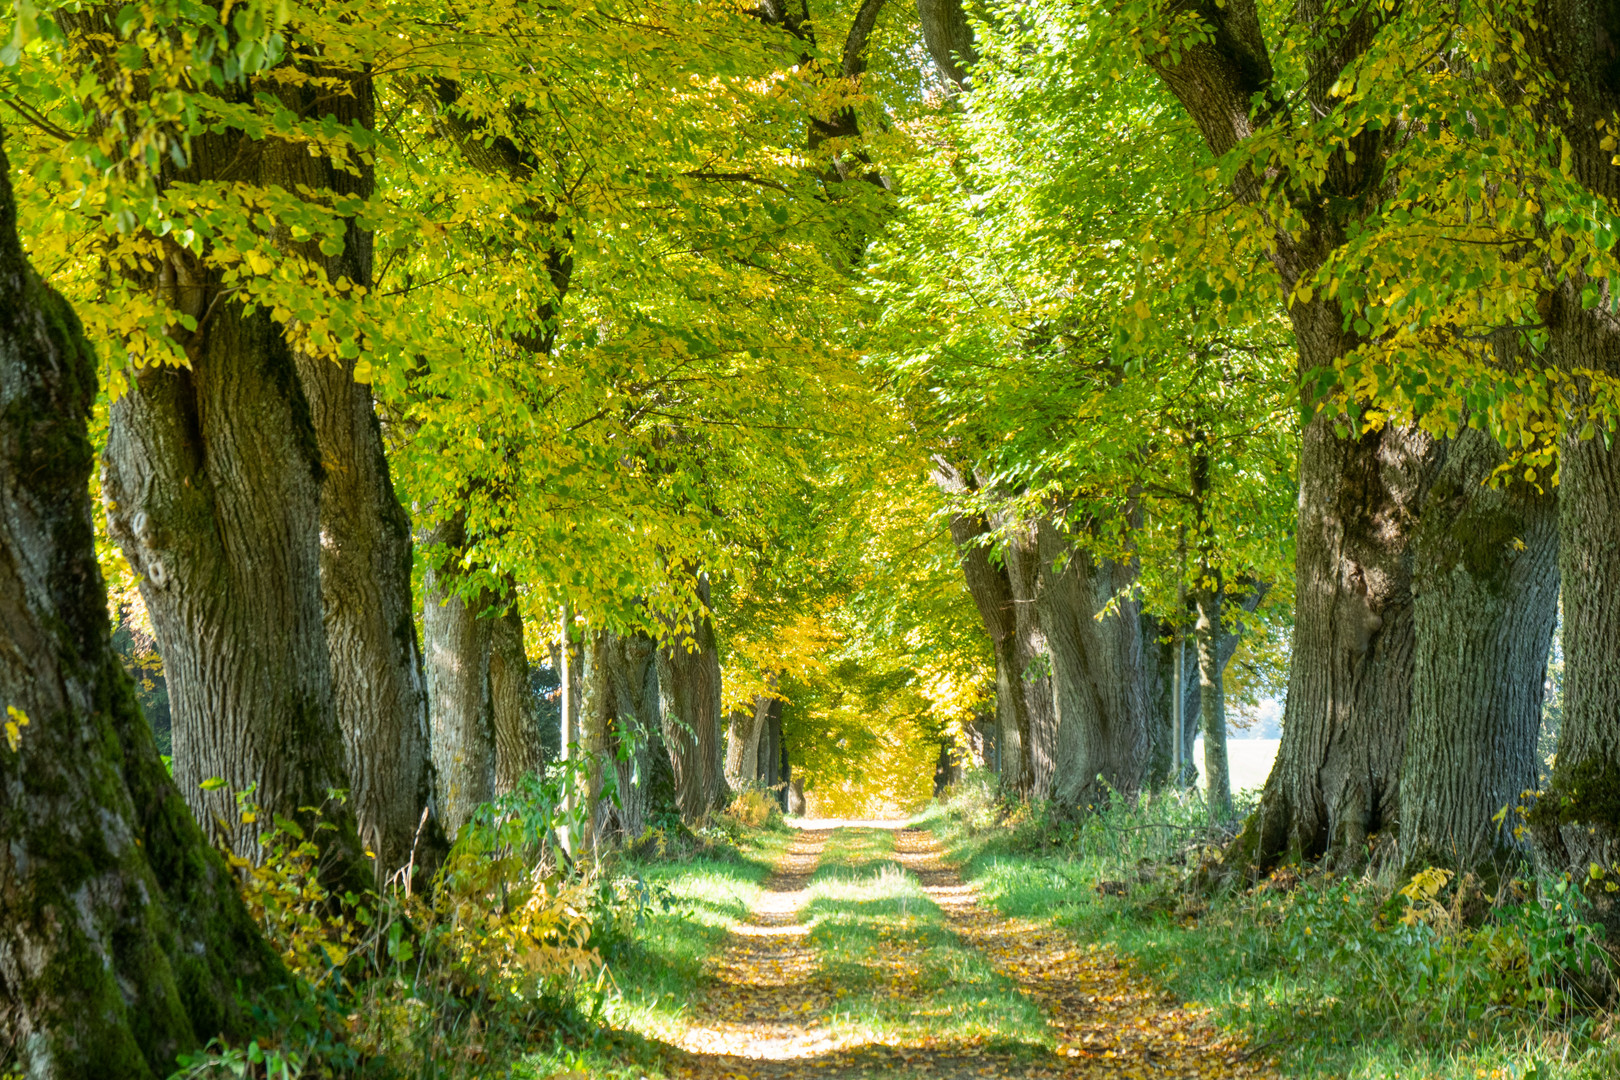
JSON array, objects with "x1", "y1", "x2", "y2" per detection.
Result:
[{"x1": 4, "y1": 0, "x2": 1620, "y2": 1073}]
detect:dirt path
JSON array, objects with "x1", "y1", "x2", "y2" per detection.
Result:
[
  {"x1": 664, "y1": 825, "x2": 1278, "y2": 1080},
  {"x1": 670, "y1": 827, "x2": 841, "y2": 1065}
]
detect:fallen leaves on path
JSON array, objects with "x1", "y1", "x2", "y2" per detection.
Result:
[
  {"x1": 890, "y1": 830, "x2": 1277, "y2": 1079},
  {"x1": 661, "y1": 827, "x2": 1280, "y2": 1080}
]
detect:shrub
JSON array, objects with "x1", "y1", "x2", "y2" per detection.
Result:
[
  {"x1": 174, "y1": 768, "x2": 622, "y2": 1077},
  {"x1": 724, "y1": 785, "x2": 783, "y2": 830}
]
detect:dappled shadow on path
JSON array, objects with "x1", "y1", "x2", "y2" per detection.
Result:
[
  {"x1": 659, "y1": 826, "x2": 1277, "y2": 1080},
  {"x1": 889, "y1": 829, "x2": 1274, "y2": 1078}
]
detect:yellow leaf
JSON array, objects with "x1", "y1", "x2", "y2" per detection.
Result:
[{"x1": 4, "y1": 705, "x2": 28, "y2": 752}]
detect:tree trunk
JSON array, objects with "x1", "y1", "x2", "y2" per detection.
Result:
[
  {"x1": 588, "y1": 629, "x2": 666, "y2": 841},
  {"x1": 578, "y1": 627, "x2": 611, "y2": 854},
  {"x1": 777, "y1": 733, "x2": 790, "y2": 810},
  {"x1": 1231, "y1": 414, "x2": 1438, "y2": 872},
  {"x1": 0, "y1": 141, "x2": 285, "y2": 1075},
  {"x1": 1530, "y1": 278, "x2": 1620, "y2": 902},
  {"x1": 1190, "y1": 434, "x2": 1233, "y2": 820},
  {"x1": 930, "y1": 458, "x2": 1036, "y2": 794},
  {"x1": 491, "y1": 601, "x2": 544, "y2": 794},
  {"x1": 552, "y1": 607, "x2": 581, "y2": 757},
  {"x1": 1400, "y1": 428, "x2": 1559, "y2": 870},
  {"x1": 917, "y1": 0, "x2": 979, "y2": 88},
  {"x1": 84, "y1": 43, "x2": 374, "y2": 893},
  {"x1": 1535, "y1": 374, "x2": 1620, "y2": 897},
  {"x1": 765, "y1": 702, "x2": 783, "y2": 790},
  {"x1": 1195, "y1": 577, "x2": 1231, "y2": 820},
  {"x1": 1144, "y1": 616, "x2": 1172, "y2": 788},
  {"x1": 1143, "y1": 0, "x2": 1453, "y2": 875},
  {"x1": 658, "y1": 575, "x2": 729, "y2": 822},
  {"x1": 756, "y1": 698, "x2": 783, "y2": 783},
  {"x1": 101, "y1": 295, "x2": 368, "y2": 896},
  {"x1": 299, "y1": 346, "x2": 440, "y2": 877},
  {"x1": 272, "y1": 71, "x2": 442, "y2": 880},
  {"x1": 1515, "y1": 1, "x2": 1620, "y2": 927},
  {"x1": 1148, "y1": 607, "x2": 1248, "y2": 793},
  {"x1": 724, "y1": 676, "x2": 779, "y2": 790},
  {"x1": 420, "y1": 512, "x2": 496, "y2": 838},
  {"x1": 999, "y1": 516, "x2": 1063, "y2": 799},
  {"x1": 1033, "y1": 519, "x2": 1151, "y2": 808}
]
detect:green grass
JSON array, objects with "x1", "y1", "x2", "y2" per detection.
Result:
[
  {"x1": 919, "y1": 773, "x2": 1620, "y2": 1080},
  {"x1": 801, "y1": 827, "x2": 1050, "y2": 1054},
  {"x1": 515, "y1": 823, "x2": 794, "y2": 1078}
]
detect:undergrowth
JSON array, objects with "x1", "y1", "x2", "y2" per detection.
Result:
[
  {"x1": 922, "y1": 768, "x2": 1620, "y2": 1080},
  {"x1": 168, "y1": 762, "x2": 789, "y2": 1079}
]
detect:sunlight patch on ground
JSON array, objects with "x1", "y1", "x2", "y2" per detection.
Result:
[{"x1": 658, "y1": 825, "x2": 1282, "y2": 1079}]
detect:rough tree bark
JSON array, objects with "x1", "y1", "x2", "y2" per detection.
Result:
[
  {"x1": 0, "y1": 138, "x2": 286, "y2": 1076},
  {"x1": 274, "y1": 69, "x2": 443, "y2": 880},
  {"x1": 930, "y1": 458, "x2": 1034, "y2": 793},
  {"x1": 1515, "y1": 0, "x2": 1620, "y2": 923},
  {"x1": 765, "y1": 703, "x2": 784, "y2": 797},
  {"x1": 97, "y1": 106, "x2": 370, "y2": 890},
  {"x1": 1148, "y1": 590, "x2": 1260, "y2": 793},
  {"x1": 724, "y1": 674, "x2": 779, "y2": 789},
  {"x1": 1190, "y1": 436, "x2": 1232, "y2": 820},
  {"x1": 658, "y1": 573, "x2": 729, "y2": 821},
  {"x1": 997, "y1": 516, "x2": 1064, "y2": 800},
  {"x1": 917, "y1": 0, "x2": 978, "y2": 89},
  {"x1": 577, "y1": 627, "x2": 612, "y2": 853},
  {"x1": 1233, "y1": 418, "x2": 1437, "y2": 870},
  {"x1": 1401, "y1": 428, "x2": 1559, "y2": 870},
  {"x1": 420, "y1": 511, "x2": 496, "y2": 837},
  {"x1": 491, "y1": 601, "x2": 544, "y2": 794},
  {"x1": 1032, "y1": 519, "x2": 1151, "y2": 808},
  {"x1": 575, "y1": 628, "x2": 670, "y2": 841},
  {"x1": 1143, "y1": 616, "x2": 1174, "y2": 787},
  {"x1": 1195, "y1": 575, "x2": 1230, "y2": 819},
  {"x1": 1144, "y1": 616, "x2": 1200, "y2": 788},
  {"x1": 1145, "y1": 0, "x2": 1449, "y2": 872},
  {"x1": 591, "y1": 629, "x2": 668, "y2": 840}
]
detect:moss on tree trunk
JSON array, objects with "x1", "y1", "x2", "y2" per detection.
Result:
[{"x1": 0, "y1": 133, "x2": 285, "y2": 1079}]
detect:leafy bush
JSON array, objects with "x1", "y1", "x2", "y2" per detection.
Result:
[
  {"x1": 174, "y1": 767, "x2": 623, "y2": 1078},
  {"x1": 724, "y1": 784, "x2": 783, "y2": 829}
]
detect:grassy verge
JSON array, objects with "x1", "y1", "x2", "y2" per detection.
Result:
[
  {"x1": 920, "y1": 773, "x2": 1620, "y2": 1080},
  {"x1": 516, "y1": 820, "x2": 796, "y2": 1079},
  {"x1": 802, "y1": 826, "x2": 1049, "y2": 1054}
]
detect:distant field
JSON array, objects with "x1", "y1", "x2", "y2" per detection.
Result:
[{"x1": 1192, "y1": 736, "x2": 1279, "y2": 796}]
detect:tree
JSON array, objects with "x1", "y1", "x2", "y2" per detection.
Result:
[
  {"x1": 1074, "y1": 0, "x2": 1562, "y2": 872},
  {"x1": 1506, "y1": 0, "x2": 1620, "y2": 911},
  {"x1": 871, "y1": 8, "x2": 1299, "y2": 814},
  {"x1": 421, "y1": 512, "x2": 497, "y2": 837},
  {"x1": 282, "y1": 66, "x2": 442, "y2": 881},
  {"x1": 658, "y1": 572, "x2": 729, "y2": 821},
  {"x1": 491, "y1": 599, "x2": 545, "y2": 794},
  {"x1": 45, "y1": 0, "x2": 373, "y2": 892},
  {"x1": 0, "y1": 127, "x2": 285, "y2": 1078}
]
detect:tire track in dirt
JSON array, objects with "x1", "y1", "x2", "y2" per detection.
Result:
[
  {"x1": 664, "y1": 825, "x2": 1278, "y2": 1079},
  {"x1": 889, "y1": 827, "x2": 1278, "y2": 1079},
  {"x1": 669, "y1": 827, "x2": 843, "y2": 1068}
]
